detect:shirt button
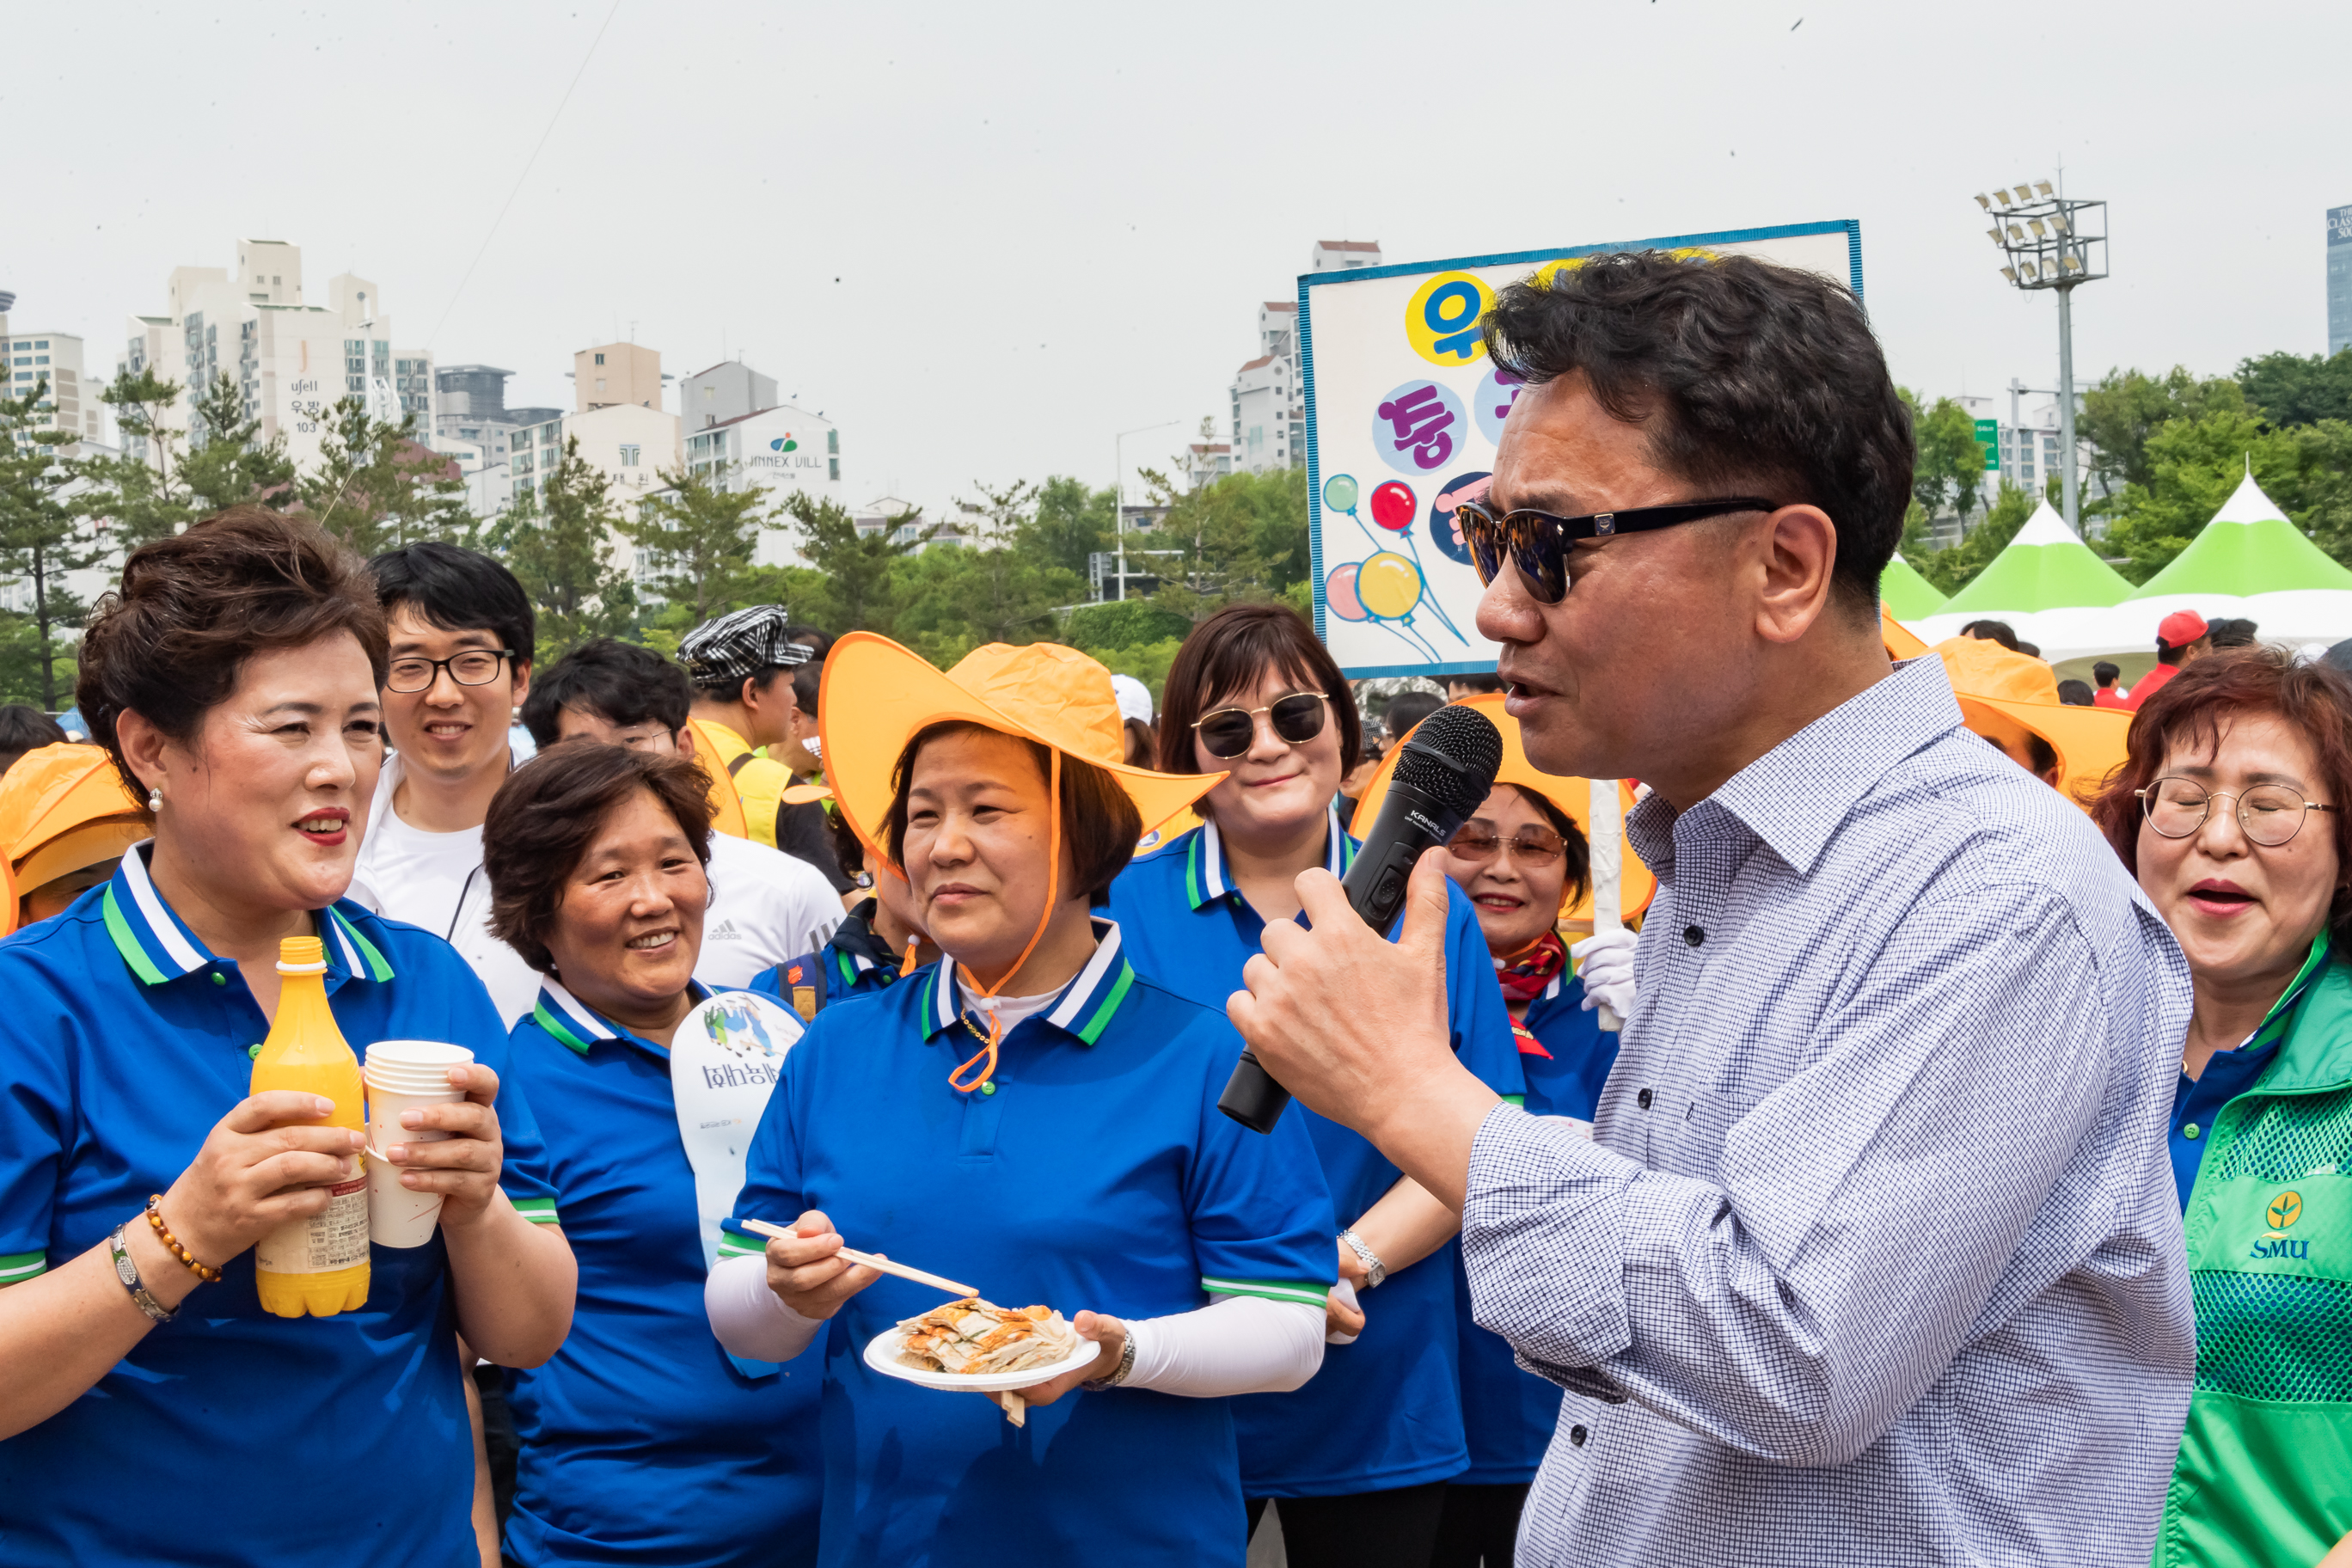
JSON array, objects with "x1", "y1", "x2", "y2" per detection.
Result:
[
  {"x1": 1570, "y1": 1424, "x2": 1589, "y2": 1447},
  {"x1": 211, "y1": 972, "x2": 228, "y2": 985},
  {"x1": 2184, "y1": 1123, "x2": 2201, "y2": 1140},
  {"x1": 981, "y1": 1082, "x2": 998, "y2": 1097},
  {"x1": 1683, "y1": 926, "x2": 1705, "y2": 947},
  {"x1": 248, "y1": 1044, "x2": 262, "y2": 1059},
  {"x1": 1637, "y1": 1087, "x2": 1654, "y2": 1110}
]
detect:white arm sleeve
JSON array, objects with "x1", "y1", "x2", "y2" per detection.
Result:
[
  {"x1": 1119, "y1": 1294, "x2": 1325, "y2": 1398},
  {"x1": 705, "y1": 1253, "x2": 824, "y2": 1363}
]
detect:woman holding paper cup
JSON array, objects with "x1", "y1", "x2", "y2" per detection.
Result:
[
  {"x1": 1105, "y1": 605, "x2": 1523, "y2": 1564},
  {"x1": 483, "y1": 741, "x2": 819, "y2": 1568},
  {"x1": 0, "y1": 507, "x2": 573, "y2": 1566},
  {"x1": 1356, "y1": 691, "x2": 1642, "y2": 1565},
  {"x1": 706, "y1": 635, "x2": 1338, "y2": 1568}
]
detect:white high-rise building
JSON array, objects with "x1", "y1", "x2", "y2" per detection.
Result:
[
  {"x1": 1229, "y1": 241, "x2": 1381, "y2": 475},
  {"x1": 682, "y1": 401, "x2": 842, "y2": 567},
  {"x1": 0, "y1": 321, "x2": 107, "y2": 451},
  {"x1": 118, "y1": 239, "x2": 435, "y2": 477}
]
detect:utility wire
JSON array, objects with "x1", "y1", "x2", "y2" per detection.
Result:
[{"x1": 426, "y1": 0, "x2": 624, "y2": 350}]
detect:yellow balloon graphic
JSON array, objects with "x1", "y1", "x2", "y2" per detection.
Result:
[{"x1": 1357, "y1": 552, "x2": 1424, "y2": 620}]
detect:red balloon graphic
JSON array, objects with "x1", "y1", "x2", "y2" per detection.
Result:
[{"x1": 1369, "y1": 481, "x2": 1416, "y2": 531}]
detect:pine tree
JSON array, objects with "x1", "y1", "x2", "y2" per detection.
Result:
[
  {"x1": 491, "y1": 436, "x2": 636, "y2": 660},
  {"x1": 0, "y1": 378, "x2": 105, "y2": 708},
  {"x1": 300, "y1": 396, "x2": 475, "y2": 557},
  {"x1": 73, "y1": 368, "x2": 200, "y2": 552},
  {"x1": 620, "y1": 464, "x2": 767, "y2": 622},
  {"x1": 782, "y1": 492, "x2": 929, "y2": 633},
  {"x1": 182, "y1": 372, "x2": 295, "y2": 513}
]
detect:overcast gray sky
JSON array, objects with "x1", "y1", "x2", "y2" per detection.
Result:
[{"x1": 10, "y1": 0, "x2": 2347, "y2": 518}]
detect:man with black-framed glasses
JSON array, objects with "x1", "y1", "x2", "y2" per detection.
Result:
[{"x1": 1228, "y1": 249, "x2": 2195, "y2": 1567}]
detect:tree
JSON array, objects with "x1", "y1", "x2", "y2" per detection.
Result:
[
  {"x1": 490, "y1": 436, "x2": 637, "y2": 660},
  {"x1": 1136, "y1": 466, "x2": 1308, "y2": 623},
  {"x1": 299, "y1": 396, "x2": 475, "y2": 557},
  {"x1": 2237, "y1": 349, "x2": 2352, "y2": 429},
  {"x1": 73, "y1": 368, "x2": 199, "y2": 553},
  {"x1": 2078, "y1": 367, "x2": 2245, "y2": 495},
  {"x1": 1911, "y1": 481, "x2": 2036, "y2": 597},
  {"x1": 895, "y1": 480, "x2": 1083, "y2": 660},
  {"x1": 181, "y1": 372, "x2": 293, "y2": 514},
  {"x1": 1900, "y1": 389, "x2": 1986, "y2": 530},
  {"x1": 0, "y1": 379, "x2": 102, "y2": 707},
  {"x1": 620, "y1": 466, "x2": 768, "y2": 623},
  {"x1": 1026, "y1": 476, "x2": 1116, "y2": 578},
  {"x1": 782, "y1": 492, "x2": 928, "y2": 634},
  {"x1": 2099, "y1": 408, "x2": 2352, "y2": 582}
]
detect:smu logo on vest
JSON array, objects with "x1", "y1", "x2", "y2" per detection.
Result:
[{"x1": 2251, "y1": 1189, "x2": 2309, "y2": 1260}]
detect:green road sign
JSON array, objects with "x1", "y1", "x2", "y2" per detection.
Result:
[{"x1": 1974, "y1": 419, "x2": 2000, "y2": 471}]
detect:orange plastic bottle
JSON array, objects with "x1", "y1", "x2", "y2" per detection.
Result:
[{"x1": 248, "y1": 934, "x2": 371, "y2": 1317}]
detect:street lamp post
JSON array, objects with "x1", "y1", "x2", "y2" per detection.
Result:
[
  {"x1": 1112, "y1": 420, "x2": 1183, "y2": 601},
  {"x1": 1974, "y1": 180, "x2": 2109, "y2": 535}
]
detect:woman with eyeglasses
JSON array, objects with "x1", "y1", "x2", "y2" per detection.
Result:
[
  {"x1": 2086, "y1": 647, "x2": 2352, "y2": 1568},
  {"x1": 1109, "y1": 603, "x2": 1522, "y2": 1568}
]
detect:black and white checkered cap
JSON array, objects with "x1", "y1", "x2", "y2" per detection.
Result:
[{"x1": 677, "y1": 605, "x2": 811, "y2": 688}]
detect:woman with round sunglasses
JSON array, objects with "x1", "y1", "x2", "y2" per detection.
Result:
[
  {"x1": 1109, "y1": 603, "x2": 1522, "y2": 1568},
  {"x1": 707, "y1": 636, "x2": 1339, "y2": 1568},
  {"x1": 2086, "y1": 647, "x2": 2352, "y2": 1568}
]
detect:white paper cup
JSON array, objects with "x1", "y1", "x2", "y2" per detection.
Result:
[{"x1": 364, "y1": 1041, "x2": 475, "y2": 1248}]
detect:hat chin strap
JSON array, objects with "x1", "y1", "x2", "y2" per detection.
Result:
[{"x1": 949, "y1": 748, "x2": 1061, "y2": 1095}]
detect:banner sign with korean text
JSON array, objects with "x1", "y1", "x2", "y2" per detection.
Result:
[{"x1": 1301, "y1": 221, "x2": 1865, "y2": 677}]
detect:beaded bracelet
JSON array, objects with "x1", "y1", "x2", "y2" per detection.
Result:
[{"x1": 145, "y1": 1195, "x2": 223, "y2": 1284}]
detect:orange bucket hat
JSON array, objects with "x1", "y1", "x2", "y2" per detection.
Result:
[
  {"x1": 819, "y1": 633, "x2": 1226, "y2": 872},
  {"x1": 1346, "y1": 693, "x2": 1657, "y2": 926},
  {"x1": 1931, "y1": 635, "x2": 2130, "y2": 808},
  {"x1": 0, "y1": 743, "x2": 149, "y2": 934}
]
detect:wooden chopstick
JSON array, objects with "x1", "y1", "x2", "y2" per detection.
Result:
[{"x1": 739, "y1": 1219, "x2": 978, "y2": 1298}]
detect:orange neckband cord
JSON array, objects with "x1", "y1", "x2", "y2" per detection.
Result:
[{"x1": 949, "y1": 750, "x2": 1062, "y2": 1096}]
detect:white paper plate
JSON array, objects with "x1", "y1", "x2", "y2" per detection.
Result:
[{"x1": 862, "y1": 1325, "x2": 1100, "y2": 1393}]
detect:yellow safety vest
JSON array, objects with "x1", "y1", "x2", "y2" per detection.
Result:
[{"x1": 685, "y1": 717, "x2": 789, "y2": 848}]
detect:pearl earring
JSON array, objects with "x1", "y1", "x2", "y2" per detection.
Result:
[{"x1": 147, "y1": 787, "x2": 162, "y2": 813}]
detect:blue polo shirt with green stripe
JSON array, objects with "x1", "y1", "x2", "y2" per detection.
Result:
[
  {"x1": 724, "y1": 919, "x2": 1337, "y2": 1567},
  {"x1": 0, "y1": 843, "x2": 558, "y2": 1567},
  {"x1": 504, "y1": 979, "x2": 818, "y2": 1568},
  {"x1": 1107, "y1": 808, "x2": 1526, "y2": 1498}
]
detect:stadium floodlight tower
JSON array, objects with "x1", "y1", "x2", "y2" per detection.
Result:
[{"x1": 1974, "y1": 180, "x2": 2108, "y2": 535}]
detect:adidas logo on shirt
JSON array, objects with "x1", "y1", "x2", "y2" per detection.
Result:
[{"x1": 707, "y1": 919, "x2": 741, "y2": 941}]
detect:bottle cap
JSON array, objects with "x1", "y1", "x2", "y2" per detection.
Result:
[{"x1": 276, "y1": 935, "x2": 328, "y2": 975}]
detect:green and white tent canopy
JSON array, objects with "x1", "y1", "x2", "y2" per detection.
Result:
[
  {"x1": 2104, "y1": 469, "x2": 2352, "y2": 653},
  {"x1": 1879, "y1": 554, "x2": 1947, "y2": 620},
  {"x1": 1912, "y1": 502, "x2": 2139, "y2": 659}
]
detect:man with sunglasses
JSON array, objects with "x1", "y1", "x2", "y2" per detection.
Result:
[{"x1": 1229, "y1": 251, "x2": 2194, "y2": 1568}]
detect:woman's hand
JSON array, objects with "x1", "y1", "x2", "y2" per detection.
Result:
[
  {"x1": 1327, "y1": 1237, "x2": 1369, "y2": 1339},
  {"x1": 763, "y1": 1210, "x2": 879, "y2": 1320},
  {"x1": 160, "y1": 1091, "x2": 367, "y2": 1267},
  {"x1": 383, "y1": 1063, "x2": 507, "y2": 1230},
  {"x1": 1014, "y1": 1310, "x2": 1127, "y2": 1406}
]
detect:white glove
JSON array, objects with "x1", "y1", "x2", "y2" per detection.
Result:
[{"x1": 1569, "y1": 927, "x2": 1638, "y2": 1023}]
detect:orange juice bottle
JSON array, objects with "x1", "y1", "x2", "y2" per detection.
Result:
[{"x1": 249, "y1": 934, "x2": 371, "y2": 1316}]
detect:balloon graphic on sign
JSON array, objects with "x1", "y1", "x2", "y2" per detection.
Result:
[
  {"x1": 1323, "y1": 474, "x2": 1358, "y2": 514},
  {"x1": 1369, "y1": 481, "x2": 1416, "y2": 532},
  {"x1": 1473, "y1": 367, "x2": 1524, "y2": 446},
  {"x1": 1358, "y1": 553, "x2": 1424, "y2": 620},
  {"x1": 1369, "y1": 381, "x2": 1467, "y2": 476},
  {"x1": 1324, "y1": 562, "x2": 1367, "y2": 622}
]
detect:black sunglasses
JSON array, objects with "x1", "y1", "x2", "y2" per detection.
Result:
[
  {"x1": 1193, "y1": 693, "x2": 1331, "y2": 759},
  {"x1": 1453, "y1": 497, "x2": 1785, "y2": 604}
]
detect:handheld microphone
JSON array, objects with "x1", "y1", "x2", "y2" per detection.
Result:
[{"x1": 1219, "y1": 703, "x2": 1505, "y2": 1133}]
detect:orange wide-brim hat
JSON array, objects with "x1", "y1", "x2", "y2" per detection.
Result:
[
  {"x1": 1346, "y1": 692, "x2": 1657, "y2": 927},
  {"x1": 0, "y1": 743, "x2": 149, "y2": 934},
  {"x1": 1883, "y1": 608, "x2": 2129, "y2": 809},
  {"x1": 819, "y1": 634, "x2": 1227, "y2": 866}
]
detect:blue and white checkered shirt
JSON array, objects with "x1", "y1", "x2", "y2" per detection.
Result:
[{"x1": 1461, "y1": 653, "x2": 2196, "y2": 1567}]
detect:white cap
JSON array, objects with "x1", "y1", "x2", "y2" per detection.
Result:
[{"x1": 1110, "y1": 673, "x2": 1153, "y2": 727}]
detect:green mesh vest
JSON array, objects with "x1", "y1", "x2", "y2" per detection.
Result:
[{"x1": 2161, "y1": 943, "x2": 2352, "y2": 1568}]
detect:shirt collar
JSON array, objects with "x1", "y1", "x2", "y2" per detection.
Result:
[
  {"x1": 102, "y1": 842, "x2": 395, "y2": 989},
  {"x1": 1626, "y1": 656, "x2": 1962, "y2": 879},
  {"x1": 533, "y1": 976, "x2": 714, "y2": 1057},
  {"x1": 917, "y1": 917, "x2": 1137, "y2": 1047},
  {"x1": 829, "y1": 898, "x2": 898, "y2": 977},
  {"x1": 2245, "y1": 933, "x2": 2331, "y2": 1056},
  {"x1": 1187, "y1": 802, "x2": 1355, "y2": 910}
]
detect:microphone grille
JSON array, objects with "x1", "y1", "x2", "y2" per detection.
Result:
[{"x1": 1391, "y1": 703, "x2": 1504, "y2": 818}]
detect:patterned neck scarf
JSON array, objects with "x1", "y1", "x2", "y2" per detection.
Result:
[{"x1": 1494, "y1": 930, "x2": 1567, "y2": 1005}]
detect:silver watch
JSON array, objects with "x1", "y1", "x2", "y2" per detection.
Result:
[
  {"x1": 110, "y1": 1224, "x2": 175, "y2": 1324},
  {"x1": 1083, "y1": 1332, "x2": 1138, "y2": 1390},
  {"x1": 1339, "y1": 1228, "x2": 1387, "y2": 1289}
]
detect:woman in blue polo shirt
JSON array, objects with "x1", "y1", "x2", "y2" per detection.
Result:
[
  {"x1": 1106, "y1": 604, "x2": 1523, "y2": 1567},
  {"x1": 0, "y1": 508, "x2": 574, "y2": 1568},
  {"x1": 483, "y1": 741, "x2": 818, "y2": 1568},
  {"x1": 707, "y1": 634, "x2": 1338, "y2": 1568},
  {"x1": 753, "y1": 806, "x2": 936, "y2": 1018}
]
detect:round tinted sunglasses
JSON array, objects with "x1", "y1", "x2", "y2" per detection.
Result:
[
  {"x1": 1192, "y1": 692, "x2": 1332, "y2": 759},
  {"x1": 1453, "y1": 497, "x2": 1785, "y2": 605}
]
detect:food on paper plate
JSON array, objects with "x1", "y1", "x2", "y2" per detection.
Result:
[{"x1": 894, "y1": 1297, "x2": 1081, "y2": 1377}]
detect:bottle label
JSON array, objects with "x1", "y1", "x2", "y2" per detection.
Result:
[{"x1": 255, "y1": 1174, "x2": 371, "y2": 1275}]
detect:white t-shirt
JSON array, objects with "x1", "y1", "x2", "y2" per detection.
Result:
[{"x1": 352, "y1": 751, "x2": 843, "y2": 1024}]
